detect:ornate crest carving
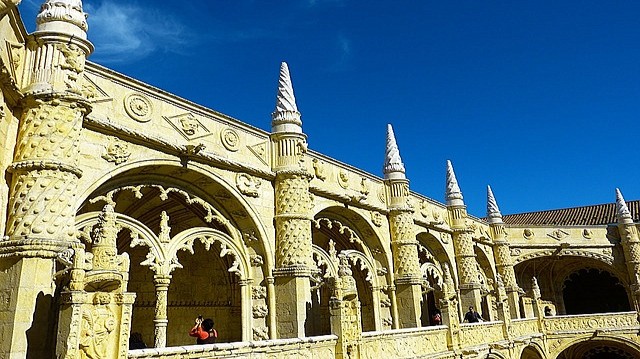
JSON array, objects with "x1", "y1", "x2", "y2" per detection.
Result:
[
  {"x1": 124, "y1": 93, "x2": 153, "y2": 122},
  {"x1": 102, "y1": 137, "x2": 131, "y2": 164},
  {"x1": 236, "y1": 173, "x2": 261, "y2": 198},
  {"x1": 371, "y1": 211, "x2": 384, "y2": 227},
  {"x1": 221, "y1": 128, "x2": 240, "y2": 151},
  {"x1": 338, "y1": 169, "x2": 349, "y2": 189},
  {"x1": 548, "y1": 229, "x2": 569, "y2": 240}
]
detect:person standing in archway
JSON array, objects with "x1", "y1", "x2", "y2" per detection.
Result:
[
  {"x1": 189, "y1": 316, "x2": 218, "y2": 344},
  {"x1": 463, "y1": 306, "x2": 483, "y2": 323}
]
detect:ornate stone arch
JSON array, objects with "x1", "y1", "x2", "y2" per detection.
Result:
[
  {"x1": 75, "y1": 159, "x2": 274, "y2": 272},
  {"x1": 518, "y1": 341, "x2": 547, "y2": 359},
  {"x1": 169, "y1": 227, "x2": 250, "y2": 280}
]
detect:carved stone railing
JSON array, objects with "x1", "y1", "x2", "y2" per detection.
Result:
[
  {"x1": 543, "y1": 311, "x2": 639, "y2": 334},
  {"x1": 360, "y1": 326, "x2": 449, "y2": 359},
  {"x1": 128, "y1": 335, "x2": 337, "y2": 359},
  {"x1": 509, "y1": 318, "x2": 539, "y2": 338},
  {"x1": 459, "y1": 321, "x2": 504, "y2": 348}
]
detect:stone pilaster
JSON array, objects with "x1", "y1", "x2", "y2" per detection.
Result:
[
  {"x1": 446, "y1": 161, "x2": 482, "y2": 313},
  {"x1": 440, "y1": 264, "x2": 461, "y2": 350},
  {"x1": 615, "y1": 189, "x2": 640, "y2": 311},
  {"x1": 270, "y1": 62, "x2": 312, "y2": 338},
  {"x1": 0, "y1": 2, "x2": 93, "y2": 357},
  {"x1": 487, "y1": 186, "x2": 520, "y2": 319},
  {"x1": 383, "y1": 124, "x2": 422, "y2": 328}
]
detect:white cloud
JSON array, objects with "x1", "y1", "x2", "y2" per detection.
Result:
[{"x1": 84, "y1": 1, "x2": 190, "y2": 64}]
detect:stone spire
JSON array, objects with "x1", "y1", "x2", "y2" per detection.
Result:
[
  {"x1": 486, "y1": 185, "x2": 503, "y2": 224},
  {"x1": 35, "y1": 0, "x2": 89, "y2": 39},
  {"x1": 616, "y1": 188, "x2": 633, "y2": 224},
  {"x1": 271, "y1": 62, "x2": 302, "y2": 133},
  {"x1": 445, "y1": 160, "x2": 464, "y2": 206},
  {"x1": 383, "y1": 124, "x2": 406, "y2": 180}
]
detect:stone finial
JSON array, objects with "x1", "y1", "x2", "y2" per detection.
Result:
[
  {"x1": 36, "y1": 0, "x2": 89, "y2": 39},
  {"x1": 383, "y1": 124, "x2": 406, "y2": 180},
  {"x1": 486, "y1": 185, "x2": 503, "y2": 224},
  {"x1": 445, "y1": 160, "x2": 464, "y2": 206},
  {"x1": 616, "y1": 188, "x2": 633, "y2": 224},
  {"x1": 271, "y1": 62, "x2": 302, "y2": 133}
]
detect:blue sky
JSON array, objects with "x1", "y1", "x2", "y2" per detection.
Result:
[{"x1": 18, "y1": 1, "x2": 640, "y2": 218}]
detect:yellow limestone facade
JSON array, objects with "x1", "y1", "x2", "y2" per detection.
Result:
[{"x1": 0, "y1": 2, "x2": 639, "y2": 359}]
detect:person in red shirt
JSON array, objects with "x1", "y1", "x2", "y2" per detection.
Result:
[{"x1": 189, "y1": 316, "x2": 217, "y2": 344}]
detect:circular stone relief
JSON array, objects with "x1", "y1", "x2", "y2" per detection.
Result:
[
  {"x1": 221, "y1": 128, "x2": 240, "y2": 151},
  {"x1": 124, "y1": 93, "x2": 153, "y2": 122}
]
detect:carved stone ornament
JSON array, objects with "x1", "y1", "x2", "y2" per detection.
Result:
[
  {"x1": 582, "y1": 228, "x2": 593, "y2": 239},
  {"x1": 124, "y1": 93, "x2": 153, "y2": 122},
  {"x1": 420, "y1": 200, "x2": 430, "y2": 218},
  {"x1": 236, "y1": 173, "x2": 261, "y2": 198},
  {"x1": 102, "y1": 137, "x2": 131, "y2": 164},
  {"x1": 371, "y1": 211, "x2": 384, "y2": 227},
  {"x1": 377, "y1": 187, "x2": 386, "y2": 204},
  {"x1": 221, "y1": 128, "x2": 240, "y2": 151},
  {"x1": 312, "y1": 158, "x2": 327, "y2": 181},
  {"x1": 164, "y1": 113, "x2": 211, "y2": 141},
  {"x1": 338, "y1": 169, "x2": 349, "y2": 189},
  {"x1": 360, "y1": 177, "x2": 370, "y2": 196},
  {"x1": 523, "y1": 228, "x2": 534, "y2": 240},
  {"x1": 248, "y1": 142, "x2": 268, "y2": 166},
  {"x1": 548, "y1": 229, "x2": 569, "y2": 241}
]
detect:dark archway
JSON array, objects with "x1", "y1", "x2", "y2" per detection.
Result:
[
  {"x1": 563, "y1": 268, "x2": 630, "y2": 314},
  {"x1": 557, "y1": 339, "x2": 640, "y2": 359},
  {"x1": 521, "y1": 345, "x2": 544, "y2": 359}
]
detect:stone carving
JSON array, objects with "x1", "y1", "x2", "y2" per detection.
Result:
[
  {"x1": 252, "y1": 304, "x2": 268, "y2": 318},
  {"x1": 124, "y1": 93, "x2": 153, "y2": 122},
  {"x1": 251, "y1": 286, "x2": 267, "y2": 300},
  {"x1": 383, "y1": 124, "x2": 406, "y2": 176},
  {"x1": 80, "y1": 293, "x2": 116, "y2": 359},
  {"x1": 179, "y1": 115, "x2": 200, "y2": 135},
  {"x1": 101, "y1": 137, "x2": 130, "y2": 164},
  {"x1": 236, "y1": 173, "x2": 261, "y2": 198},
  {"x1": 582, "y1": 228, "x2": 593, "y2": 239},
  {"x1": 440, "y1": 232, "x2": 450, "y2": 244},
  {"x1": 371, "y1": 211, "x2": 384, "y2": 227},
  {"x1": 337, "y1": 169, "x2": 349, "y2": 189},
  {"x1": 523, "y1": 228, "x2": 534, "y2": 240},
  {"x1": 548, "y1": 229, "x2": 569, "y2": 240},
  {"x1": 57, "y1": 43, "x2": 84, "y2": 74},
  {"x1": 360, "y1": 177, "x2": 370, "y2": 196},
  {"x1": 544, "y1": 312, "x2": 637, "y2": 333},
  {"x1": 312, "y1": 158, "x2": 327, "y2": 181},
  {"x1": 221, "y1": 128, "x2": 240, "y2": 151},
  {"x1": 158, "y1": 211, "x2": 171, "y2": 243},
  {"x1": 36, "y1": 0, "x2": 89, "y2": 32},
  {"x1": 248, "y1": 142, "x2": 269, "y2": 166},
  {"x1": 250, "y1": 255, "x2": 264, "y2": 267},
  {"x1": 253, "y1": 326, "x2": 269, "y2": 341},
  {"x1": 164, "y1": 113, "x2": 212, "y2": 140}
]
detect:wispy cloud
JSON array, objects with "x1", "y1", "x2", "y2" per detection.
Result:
[
  {"x1": 328, "y1": 34, "x2": 352, "y2": 72},
  {"x1": 84, "y1": 1, "x2": 191, "y2": 64}
]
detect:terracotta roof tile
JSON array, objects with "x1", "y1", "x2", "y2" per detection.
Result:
[{"x1": 501, "y1": 200, "x2": 640, "y2": 226}]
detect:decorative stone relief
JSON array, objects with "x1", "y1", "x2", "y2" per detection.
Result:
[
  {"x1": 312, "y1": 158, "x2": 327, "y2": 181},
  {"x1": 101, "y1": 137, "x2": 130, "y2": 164},
  {"x1": 250, "y1": 255, "x2": 264, "y2": 267},
  {"x1": 253, "y1": 327, "x2": 269, "y2": 341},
  {"x1": 164, "y1": 113, "x2": 211, "y2": 140},
  {"x1": 377, "y1": 187, "x2": 386, "y2": 204},
  {"x1": 582, "y1": 228, "x2": 593, "y2": 239},
  {"x1": 548, "y1": 229, "x2": 569, "y2": 240},
  {"x1": 338, "y1": 169, "x2": 349, "y2": 189},
  {"x1": 221, "y1": 128, "x2": 240, "y2": 151},
  {"x1": 236, "y1": 173, "x2": 261, "y2": 198},
  {"x1": 523, "y1": 228, "x2": 534, "y2": 240},
  {"x1": 251, "y1": 286, "x2": 266, "y2": 300},
  {"x1": 252, "y1": 304, "x2": 268, "y2": 318},
  {"x1": 440, "y1": 232, "x2": 450, "y2": 244},
  {"x1": 248, "y1": 142, "x2": 268, "y2": 166},
  {"x1": 243, "y1": 230, "x2": 259, "y2": 245},
  {"x1": 360, "y1": 177, "x2": 370, "y2": 196},
  {"x1": 80, "y1": 293, "x2": 117, "y2": 359},
  {"x1": 419, "y1": 200, "x2": 430, "y2": 218},
  {"x1": 124, "y1": 93, "x2": 153, "y2": 122},
  {"x1": 371, "y1": 212, "x2": 384, "y2": 227}
]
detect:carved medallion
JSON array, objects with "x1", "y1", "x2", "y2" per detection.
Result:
[
  {"x1": 582, "y1": 228, "x2": 593, "y2": 239},
  {"x1": 236, "y1": 173, "x2": 261, "y2": 198},
  {"x1": 124, "y1": 93, "x2": 153, "y2": 122},
  {"x1": 221, "y1": 128, "x2": 240, "y2": 151},
  {"x1": 523, "y1": 228, "x2": 534, "y2": 240}
]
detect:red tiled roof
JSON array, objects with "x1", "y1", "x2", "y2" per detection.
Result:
[{"x1": 501, "y1": 200, "x2": 640, "y2": 226}]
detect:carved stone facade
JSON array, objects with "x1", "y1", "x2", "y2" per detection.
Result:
[{"x1": 1, "y1": 2, "x2": 640, "y2": 359}]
